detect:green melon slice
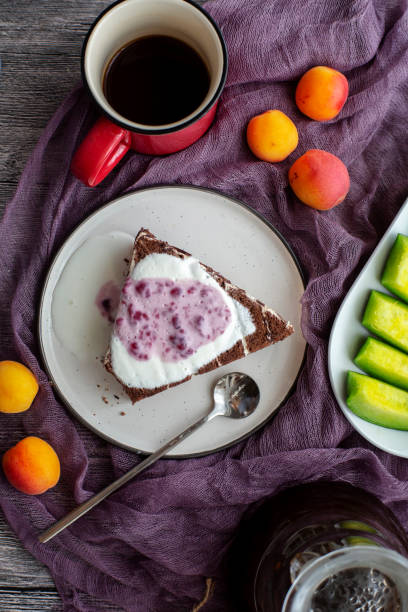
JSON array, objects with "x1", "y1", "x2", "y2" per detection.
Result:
[
  {"x1": 362, "y1": 290, "x2": 408, "y2": 353},
  {"x1": 346, "y1": 371, "x2": 408, "y2": 430},
  {"x1": 340, "y1": 520, "x2": 378, "y2": 547},
  {"x1": 354, "y1": 337, "x2": 408, "y2": 391},
  {"x1": 382, "y1": 234, "x2": 408, "y2": 303}
]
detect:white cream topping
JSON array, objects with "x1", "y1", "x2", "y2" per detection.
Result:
[{"x1": 110, "y1": 253, "x2": 256, "y2": 389}]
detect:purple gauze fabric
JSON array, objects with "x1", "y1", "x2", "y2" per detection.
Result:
[{"x1": 1, "y1": 0, "x2": 408, "y2": 610}]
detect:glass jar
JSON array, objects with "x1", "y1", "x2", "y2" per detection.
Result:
[
  {"x1": 227, "y1": 481, "x2": 408, "y2": 611},
  {"x1": 282, "y1": 546, "x2": 408, "y2": 611}
]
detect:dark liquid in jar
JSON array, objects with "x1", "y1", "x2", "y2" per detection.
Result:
[{"x1": 103, "y1": 35, "x2": 210, "y2": 125}]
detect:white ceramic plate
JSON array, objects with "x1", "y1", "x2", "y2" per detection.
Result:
[
  {"x1": 329, "y1": 197, "x2": 408, "y2": 458},
  {"x1": 39, "y1": 186, "x2": 306, "y2": 456}
]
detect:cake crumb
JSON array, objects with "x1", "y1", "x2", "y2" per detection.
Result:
[
  {"x1": 120, "y1": 411, "x2": 126, "y2": 416},
  {"x1": 102, "y1": 396, "x2": 109, "y2": 404},
  {"x1": 124, "y1": 257, "x2": 130, "y2": 264},
  {"x1": 114, "y1": 394, "x2": 120, "y2": 400}
]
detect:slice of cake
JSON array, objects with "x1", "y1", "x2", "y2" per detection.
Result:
[{"x1": 105, "y1": 228, "x2": 294, "y2": 403}]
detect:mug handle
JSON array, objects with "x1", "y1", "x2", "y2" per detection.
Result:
[{"x1": 70, "y1": 117, "x2": 132, "y2": 187}]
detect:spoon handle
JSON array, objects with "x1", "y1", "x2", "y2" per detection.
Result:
[{"x1": 38, "y1": 411, "x2": 211, "y2": 544}]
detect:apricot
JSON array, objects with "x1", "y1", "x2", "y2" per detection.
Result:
[
  {"x1": 288, "y1": 149, "x2": 350, "y2": 210},
  {"x1": 295, "y1": 66, "x2": 348, "y2": 121},
  {"x1": 0, "y1": 360, "x2": 39, "y2": 413},
  {"x1": 246, "y1": 109, "x2": 298, "y2": 162},
  {"x1": 2, "y1": 436, "x2": 60, "y2": 495}
]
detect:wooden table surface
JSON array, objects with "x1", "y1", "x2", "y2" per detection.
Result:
[{"x1": 1, "y1": 1, "x2": 134, "y2": 609}]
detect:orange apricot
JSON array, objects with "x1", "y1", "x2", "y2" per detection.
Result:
[
  {"x1": 246, "y1": 109, "x2": 298, "y2": 162},
  {"x1": 2, "y1": 436, "x2": 60, "y2": 495},
  {"x1": 0, "y1": 360, "x2": 39, "y2": 413},
  {"x1": 288, "y1": 149, "x2": 350, "y2": 210},
  {"x1": 295, "y1": 66, "x2": 349, "y2": 121}
]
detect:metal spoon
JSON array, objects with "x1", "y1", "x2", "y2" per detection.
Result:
[{"x1": 38, "y1": 372, "x2": 260, "y2": 543}]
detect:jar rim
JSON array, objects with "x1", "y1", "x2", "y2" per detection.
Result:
[{"x1": 282, "y1": 545, "x2": 408, "y2": 612}]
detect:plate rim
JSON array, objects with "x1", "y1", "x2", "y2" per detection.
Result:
[
  {"x1": 38, "y1": 184, "x2": 306, "y2": 458},
  {"x1": 328, "y1": 196, "x2": 408, "y2": 457}
]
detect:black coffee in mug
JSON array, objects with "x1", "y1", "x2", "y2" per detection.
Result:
[{"x1": 103, "y1": 35, "x2": 211, "y2": 125}]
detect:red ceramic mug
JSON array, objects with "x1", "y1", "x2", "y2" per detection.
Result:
[{"x1": 71, "y1": 0, "x2": 228, "y2": 187}]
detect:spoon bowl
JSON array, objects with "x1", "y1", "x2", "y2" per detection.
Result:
[
  {"x1": 39, "y1": 372, "x2": 260, "y2": 543},
  {"x1": 214, "y1": 372, "x2": 260, "y2": 419}
]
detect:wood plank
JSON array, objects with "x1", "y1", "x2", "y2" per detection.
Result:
[
  {"x1": 0, "y1": 514, "x2": 121, "y2": 610},
  {"x1": 0, "y1": 516, "x2": 55, "y2": 588},
  {"x1": 0, "y1": 585, "x2": 122, "y2": 612},
  {"x1": 0, "y1": 588, "x2": 63, "y2": 611}
]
